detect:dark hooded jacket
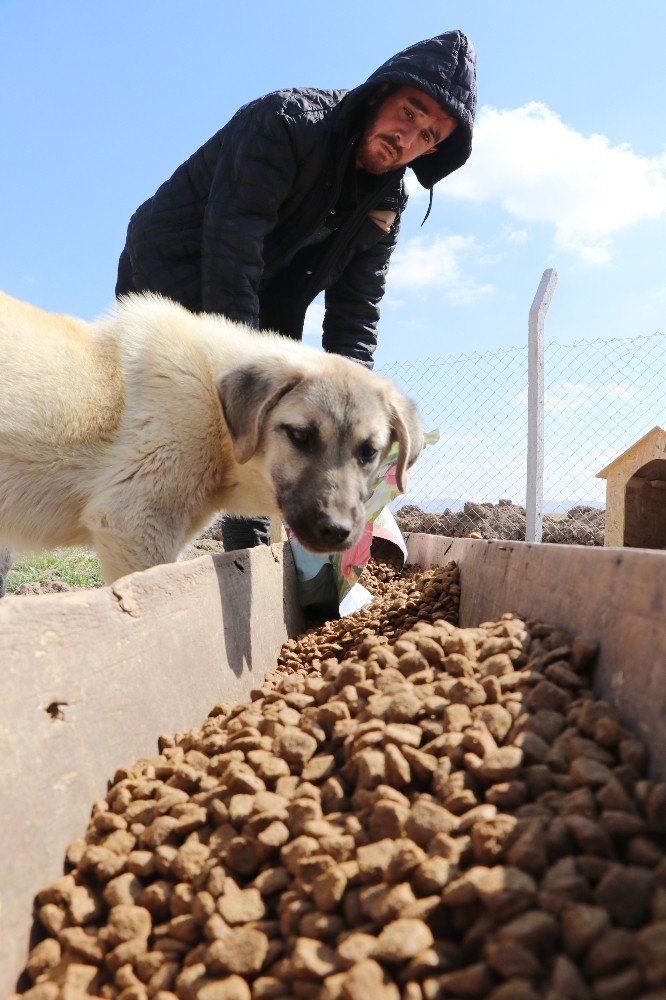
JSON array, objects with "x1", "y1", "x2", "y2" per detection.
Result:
[{"x1": 116, "y1": 31, "x2": 477, "y2": 367}]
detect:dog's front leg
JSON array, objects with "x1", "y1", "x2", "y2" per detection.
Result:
[
  {"x1": 90, "y1": 527, "x2": 183, "y2": 585},
  {"x1": 0, "y1": 547, "x2": 13, "y2": 598}
]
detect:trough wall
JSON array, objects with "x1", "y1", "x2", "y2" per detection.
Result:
[{"x1": 0, "y1": 544, "x2": 304, "y2": 995}]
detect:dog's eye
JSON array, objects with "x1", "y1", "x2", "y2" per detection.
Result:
[
  {"x1": 358, "y1": 443, "x2": 379, "y2": 466},
  {"x1": 284, "y1": 425, "x2": 312, "y2": 450}
]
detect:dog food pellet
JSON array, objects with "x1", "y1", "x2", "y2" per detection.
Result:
[{"x1": 14, "y1": 559, "x2": 666, "y2": 999}]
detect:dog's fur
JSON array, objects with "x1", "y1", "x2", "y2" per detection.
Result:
[{"x1": 0, "y1": 291, "x2": 424, "y2": 589}]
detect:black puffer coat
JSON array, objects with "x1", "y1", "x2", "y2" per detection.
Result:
[{"x1": 116, "y1": 31, "x2": 476, "y2": 366}]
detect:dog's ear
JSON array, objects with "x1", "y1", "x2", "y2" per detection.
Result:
[
  {"x1": 389, "y1": 389, "x2": 425, "y2": 492},
  {"x1": 217, "y1": 362, "x2": 302, "y2": 464}
]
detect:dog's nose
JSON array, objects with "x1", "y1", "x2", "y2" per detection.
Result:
[{"x1": 317, "y1": 517, "x2": 352, "y2": 547}]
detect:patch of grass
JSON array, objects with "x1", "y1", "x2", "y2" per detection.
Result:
[{"x1": 6, "y1": 547, "x2": 103, "y2": 592}]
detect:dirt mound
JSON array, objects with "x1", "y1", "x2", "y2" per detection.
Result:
[{"x1": 396, "y1": 501, "x2": 605, "y2": 546}]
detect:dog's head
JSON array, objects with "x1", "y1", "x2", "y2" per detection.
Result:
[{"x1": 217, "y1": 354, "x2": 424, "y2": 553}]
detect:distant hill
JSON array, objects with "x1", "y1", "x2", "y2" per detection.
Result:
[{"x1": 392, "y1": 498, "x2": 605, "y2": 514}]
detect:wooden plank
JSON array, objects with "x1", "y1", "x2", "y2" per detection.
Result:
[
  {"x1": 0, "y1": 544, "x2": 304, "y2": 994},
  {"x1": 406, "y1": 534, "x2": 666, "y2": 779}
]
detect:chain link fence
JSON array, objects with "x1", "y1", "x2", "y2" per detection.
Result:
[{"x1": 380, "y1": 330, "x2": 666, "y2": 545}]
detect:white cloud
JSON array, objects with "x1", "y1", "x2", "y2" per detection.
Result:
[
  {"x1": 514, "y1": 381, "x2": 595, "y2": 411},
  {"x1": 545, "y1": 392, "x2": 586, "y2": 411},
  {"x1": 604, "y1": 381, "x2": 647, "y2": 400},
  {"x1": 444, "y1": 103, "x2": 666, "y2": 264},
  {"x1": 546, "y1": 381, "x2": 595, "y2": 410},
  {"x1": 504, "y1": 227, "x2": 529, "y2": 245},
  {"x1": 516, "y1": 379, "x2": 652, "y2": 410},
  {"x1": 386, "y1": 234, "x2": 494, "y2": 303}
]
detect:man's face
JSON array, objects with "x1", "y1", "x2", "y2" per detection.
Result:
[{"x1": 356, "y1": 85, "x2": 458, "y2": 175}]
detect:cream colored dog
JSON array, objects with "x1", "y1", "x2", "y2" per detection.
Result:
[{"x1": 0, "y1": 291, "x2": 423, "y2": 589}]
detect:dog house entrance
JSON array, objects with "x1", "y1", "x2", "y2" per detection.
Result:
[{"x1": 624, "y1": 458, "x2": 666, "y2": 549}]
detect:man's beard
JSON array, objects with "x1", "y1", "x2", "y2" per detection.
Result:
[
  {"x1": 356, "y1": 133, "x2": 400, "y2": 174},
  {"x1": 355, "y1": 101, "x2": 401, "y2": 174}
]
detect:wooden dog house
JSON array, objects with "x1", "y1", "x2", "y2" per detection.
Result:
[{"x1": 596, "y1": 425, "x2": 666, "y2": 548}]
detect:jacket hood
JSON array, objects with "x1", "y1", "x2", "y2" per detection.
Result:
[{"x1": 343, "y1": 30, "x2": 477, "y2": 190}]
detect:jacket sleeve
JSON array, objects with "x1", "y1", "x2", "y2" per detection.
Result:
[
  {"x1": 322, "y1": 213, "x2": 401, "y2": 369},
  {"x1": 201, "y1": 102, "x2": 299, "y2": 325}
]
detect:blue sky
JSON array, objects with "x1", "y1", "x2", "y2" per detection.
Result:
[
  {"x1": 3, "y1": 0, "x2": 665, "y2": 368},
  {"x1": 2, "y1": 0, "x2": 664, "y2": 512}
]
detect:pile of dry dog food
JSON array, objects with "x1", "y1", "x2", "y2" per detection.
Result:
[{"x1": 16, "y1": 560, "x2": 666, "y2": 1000}]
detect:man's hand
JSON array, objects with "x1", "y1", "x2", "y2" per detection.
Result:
[{"x1": 368, "y1": 209, "x2": 396, "y2": 233}]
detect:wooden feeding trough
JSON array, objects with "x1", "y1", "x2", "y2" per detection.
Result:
[
  {"x1": 597, "y1": 426, "x2": 666, "y2": 549},
  {"x1": 1, "y1": 536, "x2": 666, "y2": 993}
]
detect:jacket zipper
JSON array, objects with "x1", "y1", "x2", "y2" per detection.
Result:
[
  {"x1": 267, "y1": 134, "x2": 359, "y2": 270},
  {"x1": 297, "y1": 169, "x2": 401, "y2": 304}
]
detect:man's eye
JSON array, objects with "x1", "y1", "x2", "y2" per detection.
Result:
[
  {"x1": 404, "y1": 106, "x2": 414, "y2": 119},
  {"x1": 422, "y1": 131, "x2": 432, "y2": 144}
]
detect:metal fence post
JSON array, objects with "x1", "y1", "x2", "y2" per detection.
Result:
[{"x1": 526, "y1": 268, "x2": 558, "y2": 542}]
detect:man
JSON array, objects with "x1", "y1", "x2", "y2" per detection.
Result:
[{"x1": 116, "y1": 30, "x2": 477, "y2": 550}]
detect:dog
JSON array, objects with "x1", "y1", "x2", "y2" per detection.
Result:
[{"x1": 0, "y1": 291, "x2": 424, "y2": 590}]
